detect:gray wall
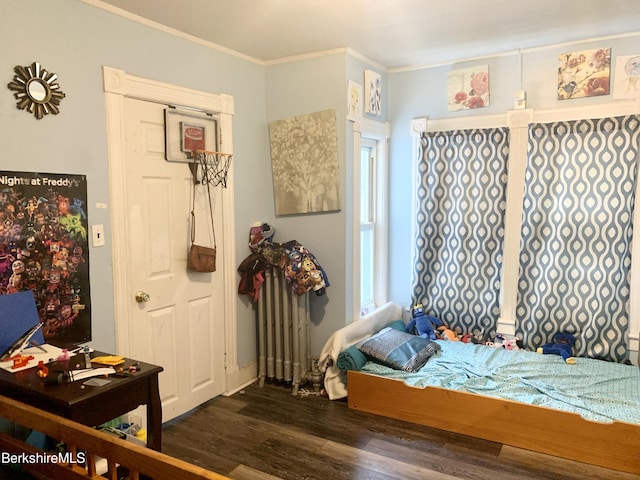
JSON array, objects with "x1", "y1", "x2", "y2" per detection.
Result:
[{"x1": 265, "y1": 54, "x2": 347, "y2": 355}]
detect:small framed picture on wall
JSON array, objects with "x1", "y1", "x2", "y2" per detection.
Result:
[
  {"x1": 557, "y1": 48, "x2": 611, "y2": 100},
  {"x1": 347, "y1": 80, "x2": 363, "y2": 122},
  {"x1": 364, "y1": 70, "x2": 381, "y2": 116},
  {"x1": 447, "y1": 65, "x2": 490, "y2": 111},
  {"x1": 613, "y1": 54, "x2": 640, "y2": 99}
]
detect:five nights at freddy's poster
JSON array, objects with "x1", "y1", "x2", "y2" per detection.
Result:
[{"x1": 0, "y1": 171, "x2": 91, "y2": 345}]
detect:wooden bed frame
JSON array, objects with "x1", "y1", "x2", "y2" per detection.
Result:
[
  {"x1": 0, "y1": 394, "x2": 228, "y2": 480},
  {"x1": 347, "y1": 370, "x2": 640, "y2": 475}
]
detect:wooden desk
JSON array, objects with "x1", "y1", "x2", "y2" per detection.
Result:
[{"x1": 0, "y1": 352, "x2": 163, "y2": 451}]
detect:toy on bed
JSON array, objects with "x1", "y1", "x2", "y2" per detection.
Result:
[
  {"x1": 537, "y1": 332, "x2": 577, "y2": 364},
  {"x1": 502, "y1": 337, "x2": 520, "y2": 350},
  {"x1": 404, "y1": 303, "x2": 442, "y2": 340},
  {"x1": 460, "y1": 331, "x2": 485, "y2": 344},
  {"x1": 437, "y1": 325, "x2": 460, "y2": 341},
  {"x1": 487, "y1": 333, "x2": 523, "y2": 350}
]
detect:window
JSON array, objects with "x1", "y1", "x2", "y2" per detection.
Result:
[
  {"x1": 354, "y1": 120, "x2": 389, "y2": 318},
  {"x1": 360, "y1": 139, "x2": 376, "y2": 314},
  {"x1": 411, "y1": 127, "x2": 509, "y2": 333},
  {"x1": 410, "y1": 106, "x2": 640, "y2": 364},
  {"x1": 515, "y1": 116, "x2": 639, "y2": 361}
]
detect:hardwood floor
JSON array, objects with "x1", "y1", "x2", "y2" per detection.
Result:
[{"x1": 162, "y1": 382, "x2": 638, "y2": 480}]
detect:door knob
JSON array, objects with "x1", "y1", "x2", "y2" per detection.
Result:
[{"x1": 135, "y1": 291, "x2": 150, "y2": 303}]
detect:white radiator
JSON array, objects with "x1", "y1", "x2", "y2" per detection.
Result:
[{"x1": 257, "y1": 267, "x2": 311, "y2": 395}]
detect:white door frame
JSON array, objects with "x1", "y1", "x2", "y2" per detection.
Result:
[{"x1": 102, "y1": 66, "x2": 238, "y2": 389}]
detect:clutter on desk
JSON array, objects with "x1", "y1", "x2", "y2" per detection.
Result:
[
  {"x1": 91, "y1": 355, "x2": 125, "y2": 366},
  {"x1": 83, "y1": 377, "x2": 111, "y2": 387},
  {"x1": 37, "y1": 360, "x2": 48, "y2": 378},
  {"x1": 1, "y1": 343, "x2": 133, "y2": 387},
  {"x1": 0, "y1": 343, "x2": 65, "y2": 373},
  {"x1": 41, "y1": 367, "x2": 116, "y2": 385},
  {"x1": 9, "y1": 354, "x2": 34, "y2": 369},
  {"x1": 57, "y1": 349, "x2": 71, "y2": 361},
  {"x1": 0, "y1": 289, "x2": 139, "y2": 383}
]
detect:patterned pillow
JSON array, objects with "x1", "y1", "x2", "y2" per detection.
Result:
[{"x1": 356, "y1": 327, "x2": 441, "y2": 372}]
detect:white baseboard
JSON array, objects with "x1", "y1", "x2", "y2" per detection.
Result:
[{"x1": 224, "y1": 361, "x2": 257, "y2": 396}]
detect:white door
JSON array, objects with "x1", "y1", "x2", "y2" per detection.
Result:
[{"x1": 122, "y1": 97, "x2": 225, "y2": 422}]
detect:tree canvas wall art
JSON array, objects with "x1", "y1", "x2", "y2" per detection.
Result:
[{"x1": 269, "y1": 109, "x2": 340, "y2": 215}]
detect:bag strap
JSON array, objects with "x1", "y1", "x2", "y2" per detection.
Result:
[
  {"x1": 190, "y1": 159, "x2": 217, "y2": 248},
  {"x1": 204, "y1": 163, "x2": 217, "y2": 248}
]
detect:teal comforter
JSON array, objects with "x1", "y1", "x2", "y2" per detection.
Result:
[{"x1": 360, "y1": 341, "x2": 640, "y2": 425}]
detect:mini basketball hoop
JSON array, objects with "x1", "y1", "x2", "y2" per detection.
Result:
[{"x1": 190, "y1": 150, "x2": 233, "y2": 187}]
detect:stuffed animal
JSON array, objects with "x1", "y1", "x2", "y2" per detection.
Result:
[
  {"x1": 404, "y1": 303, "x2": 442, "y2": 340},
  {"x1": 470, "y1": 330, "x2": 487, "y2": 344},
  {"x1": 537, "y1": 333, "x2": 576, "y2": 364},
  {"x1": 437, "y1": 325, "x2": 460, "y2": 341},
  {"x1": 487, "y1": 333, "x2": 522, "y2": 350},
  {"x1": 502, "y1": 338, "x2": 520, "y2": 351},
  {"x1": 461, "y1": 329, "x2": 486, "y2": 344}
]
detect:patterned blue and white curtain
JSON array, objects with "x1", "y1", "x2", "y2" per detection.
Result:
[
  {"x1": 412, "y1": 128, "x2": 509, "y2": 335},
  {"x1": 516, "y1": 115, "x2": 640, "y2": 362}
]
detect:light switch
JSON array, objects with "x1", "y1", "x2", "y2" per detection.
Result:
[{"x1": 92, "y1": 224, "x2": 106, "y2": 247}]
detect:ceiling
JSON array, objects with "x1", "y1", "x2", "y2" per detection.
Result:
[{"x1": 93, "y1": 0, "x2": 640, "y2": 69}]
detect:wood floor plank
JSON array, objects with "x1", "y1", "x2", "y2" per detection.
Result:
[
  {"x1": 162, "y1": 382, "x2": 638, "y2": 480},
  {"x1": 238, "y1": 386, "x2": 450, "y2": 449},
  {"x1": 206, "y1": 395, "x2": 249, "y2": 414},
  {"x1": 499, "y1": 445, "x2": 640, "y2": 480},
  {"x1": 160, "y1": 422, "x2": 241, "y2": 474},
  {"x1": 320, "y1": 438, "x2": 459, "y2": 480},
  {"x1": 227, "y1": 464, "x2": 283, "y2": 480},
  {"x1": 247, "y1": 436, "x2": 399, "y2": 480},
  {"x1": 363, "y1": 437, "x2": 534, "y2": 480}
]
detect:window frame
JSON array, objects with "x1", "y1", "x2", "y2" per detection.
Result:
[
  {"x1": 360, "y1": 138, "x2": 376, "y2": 313},
  {"x1": 352, "y1": 119, "x2": 390, "y2": 318}
]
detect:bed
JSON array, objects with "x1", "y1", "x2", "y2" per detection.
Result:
[{"x1": 318, "y1": 302, "x2": 640, "y2": 475}]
